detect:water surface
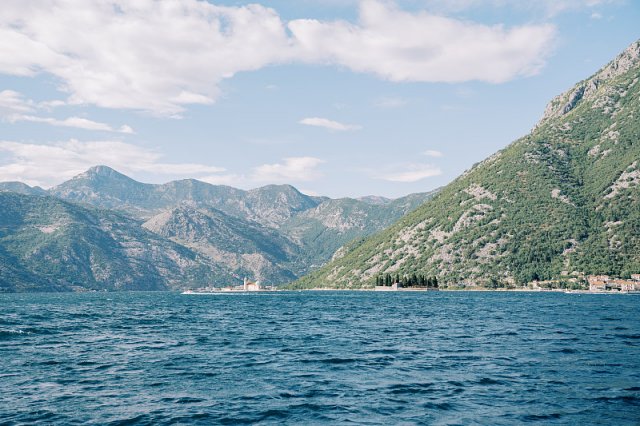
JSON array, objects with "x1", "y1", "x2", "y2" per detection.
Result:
[{"x1": 1, "y1": 291, "x2": 639, "y2": 424}]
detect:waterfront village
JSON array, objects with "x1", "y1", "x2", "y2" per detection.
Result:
[
  {"x1": 182, "y1": 274, "x2": 640, "y2": 294},
  {"x1": 586, "y1": 274, "x2": 640, "y2": 292},
  {"x1": 182, "y1": 278, "x2": 277, "y2": 294},
  {"x1": 511, "y1": 274, "x2": 640, "y2": 293}
]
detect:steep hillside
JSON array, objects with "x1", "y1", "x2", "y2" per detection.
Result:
[
  {"x1": 292, "y1": 39, "x2": 640, "y2": 289},
  {"x1": 0, "y1": 182, "x2": 47, "y2": 196},
  {"x1": 49, "y1": 166, "x2": 157, "y2": 216},
  {"x1": 0, "y1": 193, "x2": 220, "y2": 292},
  {"x1": 37, "y1": 167, "x2": 436, "y2": 280},
  {"x1": 1, "y1": 169, "x2": 437, "y2": 290},
  {"x1": 143, "y1": 205, "x2": 301, "y2": 283},
  {"x1": 280, "y1": 191, "x2": 439, "y2": 271},
  {"x1": 48, "y1": 166, "x2": 322, "y2": 226}
]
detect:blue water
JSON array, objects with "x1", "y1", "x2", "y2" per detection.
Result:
[{"x1": 1, "y1": 292, "x2": 639, "y2": 425}]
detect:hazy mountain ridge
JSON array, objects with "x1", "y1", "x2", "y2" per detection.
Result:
[
  {"x1": 280, "y1": 191, "x2": 439, "y2": 272},
  {"x1": 1, "y1": 168, "x2": 436, "y2": 291},
  {"x1": 0, "y1": 192, "x2": 220, "y2": 292},
  {"x1": 142, "y1": 205, "x2": 301, "y2": 284},
  {"x1": 0, "y1": 181, "x2": 47, "y2": 196},
  {"x1": 291, "y1": 39, "x2": 640, "y2": 289}
]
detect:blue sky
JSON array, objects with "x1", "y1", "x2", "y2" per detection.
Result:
[{"x1": 0, "y1": 0, "x2": 638, "y2": 198}]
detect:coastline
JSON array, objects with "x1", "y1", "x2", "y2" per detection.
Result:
[{"x1": 282, "y1": 287, "x2": 639, "y2": 294}]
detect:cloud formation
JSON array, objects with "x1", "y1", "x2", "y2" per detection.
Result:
[
  {"x1": 422, "y1": 0, "x2": 614, "y2": 16},
  {"x1": 423, "y1": 150, "x2": 444, "y2": 158},
  {"x1": 0, "y1": 90, "x2": 133, "y2": 133},
  {"x1": 289, "y1": 1, "x2": 555, "y2": 84},
  {"x1": 300, "y1": 117, "x2": 362, "y2": 132},
  {"x1": 0, "y1": 90, "x2": 35, "y2": 114},
  {"x1": 251, "y1": 157, "x2": 325, "y2": 183},
  {"x1": 8, "y1": 115, "x2": 134, "y2": 133},
  {"x1": 0, "y1": 139, "x2": 224, "y2": 187},
  {"x1": 377, "y1": 163, "x2": 442, "y2": 182},
  {"x1": 0, "y1": 1, "x2": 556, "y2": 116}
]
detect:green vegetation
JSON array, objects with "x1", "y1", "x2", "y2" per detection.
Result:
[
  {"x1": 0, "y1": 193, "x2": 219, "y2": 292},
  {"x1": 289, "y1": 40, "x2": 640, "y2": 290},
  {"x1": 375, "y1": 273, "x2": 439, "y2": 288},
  {"x1": 0, "y1": 168, "x2": 435, "y2": 291}
]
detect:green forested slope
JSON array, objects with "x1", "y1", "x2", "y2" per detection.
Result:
[
  {"x1": 292, "y1": 40, "x2": 640, "y2": 289},
  {"x1": 280, "y1": 190, "x2": 439, "y2": 273},
  {"x1": 0, "y1": 193, "x2": 219, "y2": 292},
  {"x1": 142, "y1": 205, "x2": 301, "y2": 284}
]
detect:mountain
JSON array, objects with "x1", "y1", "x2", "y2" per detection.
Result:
[
  {"x1": 291, "y1": 39, "x2": 640, "y2": 289},
  {"x1": 49, "y1": 166, "x2": 322, "y2": 227},
  {"x1": 0, "y1": 181, "x2": 47, "y2": 196},
  {"x1": 142, "y1": 205, "x2": 301, "y2": 283},
  {"x1": 280, "y1": 191, "x2": 439, "y2": 272},
  {"x1": 243, "y1": 184, "x2": 322, "y2": 228},
  {"x1": 45, "y1": 167, "x2": 436, "y2": 277},
  {"x1": 0, "y1": 192, "x2": 220, "y2": 292},
  {"x1": 1, "y1": 167, "x2": 437, "y2": 290},
  {"x1": 357, "y1": 195, "x2": 392, "y2": 205}
]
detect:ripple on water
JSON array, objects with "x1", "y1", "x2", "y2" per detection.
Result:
[{"x1": 0, "y1": 291, "x2": 639, "y2": 425}]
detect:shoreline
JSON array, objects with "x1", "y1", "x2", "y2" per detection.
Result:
[{"x1": 225, "y1": 287, "x2": 638, "y2": 295}]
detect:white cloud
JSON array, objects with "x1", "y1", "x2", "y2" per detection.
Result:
[
  {"x1": 289, "y1": 0, "x2": 556, "y2": 84},
  {"x1": 251, "y1": 157, "x2": 325, "y2": 183},
  {"x1": 0, "y1": 1, "x2": 557, "y2": 115},
  {"x1": 374, "y1": 97, "x2": 408, "y2": 108},
  {"x1": 200, "y1": 157, "x2": 326, "y2": 187},
  {"x1": 0, "y1": 1, "x2": 292, "y2": 116},
  {"x1": 0, "y1": 139, "x2": 225, "y2": 187},
  {"x1": 0, "y1": 90, "x2": 35, "y2": 114},
  {"x1": 119, "y1": 125, "x2": 135, "y2": 134},
  {"x1": 7, "y1": 114, "x2": 134, "y2": 134},
  {"x1": 299, "y1": 117, "x2": 362, "y2": 132},
  {"x1": 38, "y1": 99, "x2": 67, "y2": 110},
  {"x1": 423, "y1": 150, "x2": 444, "y2": 158},
  {"x1": 198, "y1": 174, "x2": 244, "y2": 186},
  {"x1": 422, "y1": 0, "x2": 615, "y2": 16},
  {"x1": 377, "y1": 163, "x2": 442, "y2": 182},
  {"x1": 1, "y1": 90, "x2": 133, "y2": 133},
  {"x1": 299, "y1": 188, "x2": 321, "y2": 197}
]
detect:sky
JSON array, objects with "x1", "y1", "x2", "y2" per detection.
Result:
[{"x1": 0, "y1": 0, "x2": 638, "y2": 198}]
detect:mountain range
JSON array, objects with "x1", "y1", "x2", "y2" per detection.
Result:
[
  {"x1": 3, "y1": 40, "x2": 639, "y2": 293},
  {"x1": 0, "y1": 167, "x2": 436, "y2": 291},
  {"x1": 291, "y1": 39, "x2": 640, "y2": 289}
]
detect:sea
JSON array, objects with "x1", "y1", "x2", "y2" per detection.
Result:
[{"x1": 1, "y1": 291, "x2": 639, "y2": 425}]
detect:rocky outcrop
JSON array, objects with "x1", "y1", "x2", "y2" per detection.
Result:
[
  {"x1": 293, "y1": 38, "x2": 640, "y2": 289},
  {"x1": 537, "y1": 40, "x2": 640, "y2": 126}
]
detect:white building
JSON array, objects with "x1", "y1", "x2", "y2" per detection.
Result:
[{"x1": 243, "y1": 278, "x2": 262, "y2": 292}]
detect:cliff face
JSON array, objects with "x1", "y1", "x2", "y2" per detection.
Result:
[
  {"x1": 538, "y1": 40, "x2": 640, "y2": 126},
  {"x1": 292, "y1": 39, "x2": 640, "y2": 289}
]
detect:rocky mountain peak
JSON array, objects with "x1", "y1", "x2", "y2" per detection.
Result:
[
  {"x1": 357, "y1": 195, "x2": 392, "y2": 205},
  {"x1": 82, "y1": 165, "x2": 118, "y2": 177},
  {"x1": 292, "y1": 39, "x2": 640, "y2": 290},
  {"x1": 0, "y1": 181, "x2": 46, "y2": 196},
  {"x1": 64, "y1": 166, "x2": 137, "y2": 188},
  {"x1": 537, "y1": 39, "x2": 640, "y2": 127}
]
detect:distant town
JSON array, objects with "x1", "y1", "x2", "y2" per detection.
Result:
[
  {"x1": 182, "y1": 278, "x2": 277, "y2": 294},
  {"x1": 586, "y1": 275, "x2": 640, "y2": 293}
]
